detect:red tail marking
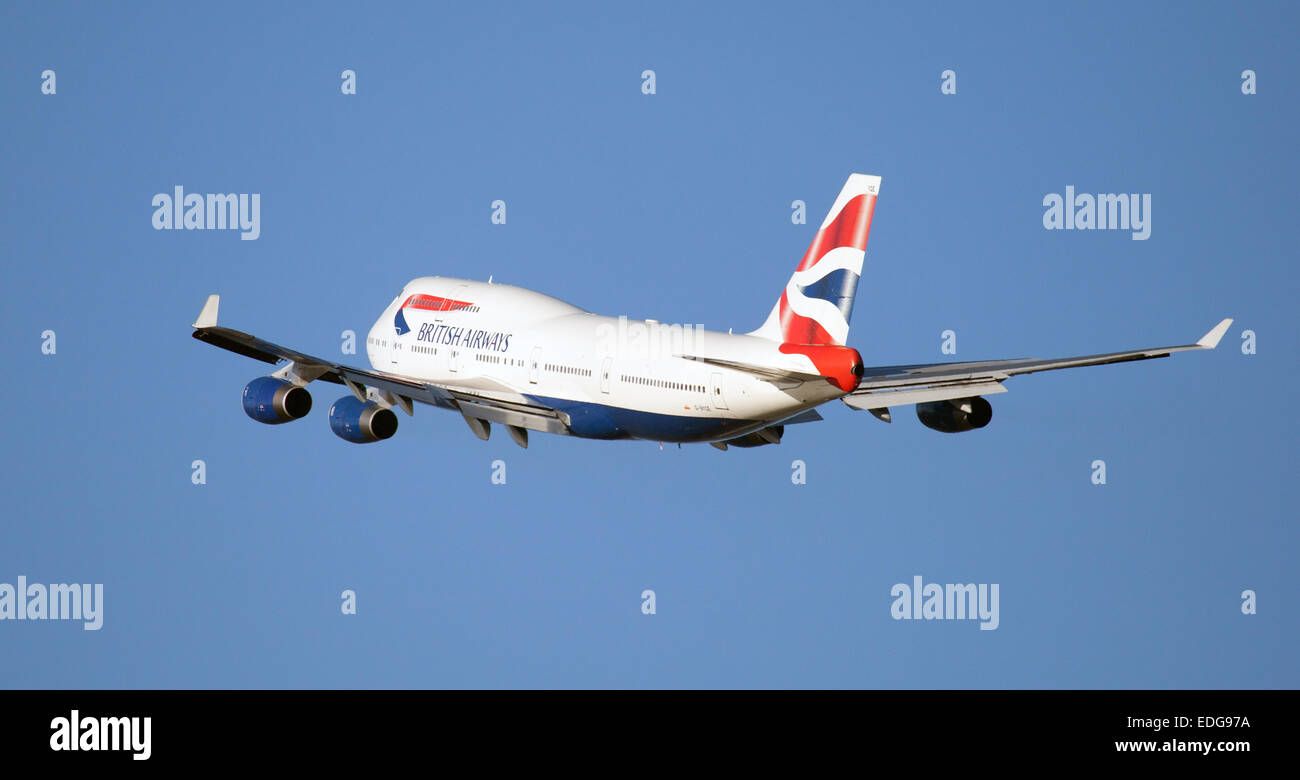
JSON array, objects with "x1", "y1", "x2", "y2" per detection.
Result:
[{"x1": 779, "y1": 343, "x2": 863, "y2": 392}]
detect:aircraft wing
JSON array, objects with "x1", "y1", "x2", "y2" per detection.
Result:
[
  {"x1": 190, "y1": 295, "x2": 570, "y2": 436},
  {"x1": 843, "y1": 318, "x2": 1233, "y2": 411}
]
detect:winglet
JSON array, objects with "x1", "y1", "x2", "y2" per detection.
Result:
[
  {"x1": 193, "y1": 295, "x2": 220, "y2": 329},
  {"x1": 1196, "y1": 318, "x2": 1233, "y2": 349}
]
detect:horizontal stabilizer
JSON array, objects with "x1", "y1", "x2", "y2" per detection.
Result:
[{"x1": 678, "y1": 354, "x2": 824, "y2": 384}]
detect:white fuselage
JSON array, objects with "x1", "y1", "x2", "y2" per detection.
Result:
[{"x1": 364, "y1": 277, "x2": 847, "y2": 442}]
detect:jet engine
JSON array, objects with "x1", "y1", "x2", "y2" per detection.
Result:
[
  {"x1": 915, "y1": 396, "x2": 992, "y2": 433},
  {"x1": 328, "y1": 396, "x2": 399, "y2": 443},
  {"x1": 242, "y1": 377, "x2": 312, "y2": 424}
]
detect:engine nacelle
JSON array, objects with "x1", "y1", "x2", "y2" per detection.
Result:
[
  {"x1": 242, "y1": 377, "x2": 312, "y2": 424},
  {"x1": 328, "y1": 396, "x2": 398, "y2": 443},
  {"x1": 725, "y1": 425, "x2": 784, "y2": 448},
  {"x1": 916, "y1": 396, "x2": 993, "y2": 433}
]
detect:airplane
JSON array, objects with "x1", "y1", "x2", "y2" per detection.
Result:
[{"x1": 191, "y1": 173, "x2": 1232, "y2": 450}]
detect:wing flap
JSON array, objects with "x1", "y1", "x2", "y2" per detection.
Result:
[
  {"x1": 455, "y1": 396, "x2": 570, "y2": 435},
  {"x1": 843, "y1": 381, "x2": 1007, "y2": 410}
]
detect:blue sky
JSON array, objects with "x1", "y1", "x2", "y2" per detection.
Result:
[{"x1": 1, "y1": 1, "x2": 1295, "y2": 688}]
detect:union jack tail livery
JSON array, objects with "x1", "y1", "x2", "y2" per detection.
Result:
[{"x1": 751, "y1": 173, "x2": 881, "y2": 346}]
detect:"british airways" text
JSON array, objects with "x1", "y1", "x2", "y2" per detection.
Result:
[{"x1": 416, "y1": 323, "x2": 511, "y2": 352}]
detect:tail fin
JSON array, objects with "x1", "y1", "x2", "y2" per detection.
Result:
[{"x1": 750, "y1": 173, "x2": 880, "y2": 345}]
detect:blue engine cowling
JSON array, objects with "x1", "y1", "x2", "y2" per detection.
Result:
[
  {"x1": 242, "y1": 377, "x2": 313, "y2": 424},
  {"x1": 328, "y1": 396, "x2": 399, "y2": 443}
]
